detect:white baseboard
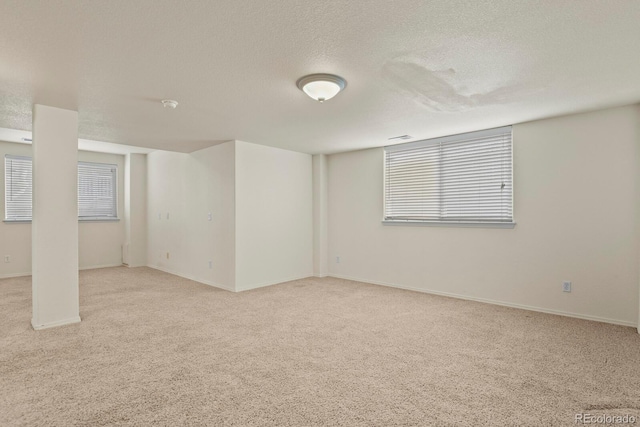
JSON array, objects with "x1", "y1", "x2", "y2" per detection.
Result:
[
  {"x1": 147, "y1": 265, "x2": 235, "y2": 292},
  {"x1": 329, "y1": 273, "x2": 637, "y2": 328},
  {"x1": 80, "y1": 263, "x2": 124, "y2": 271},
  {"x1": 31, "y1": 316, "x2": 81, "y2": 330},
  {"x1": 1, "y1": 264, "x2": 124, "y2": 280},
  {"x1": 148, "y1": 266, "x2": 313, "y2": 292},
  {"x1": 235, "y1": 273, "x2": 314, "y2": 292},
  {"x1": 0, "y1": 271, "x2": 31, "y2": 279}
]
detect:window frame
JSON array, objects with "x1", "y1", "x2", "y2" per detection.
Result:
[
  {"x1": 4, "y1": 155, "x2": 33, "y2": 223},
  {"x1": 77, "y1": 160, "x2": 119, "y2": 221},
  {"x1": 3, "y1": 155, "x2": 119, "y2": 223},
  {"x1": 382, "y1": 126, "x2": 515, "y2": 229}
]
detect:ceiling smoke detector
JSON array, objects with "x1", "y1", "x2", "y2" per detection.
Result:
[
  {"x1": 388, "y1": 135, "x2": 412, "y2": 141},
  {"x1": 161, "y1": 99, "x2": 179, "y2": 109}
]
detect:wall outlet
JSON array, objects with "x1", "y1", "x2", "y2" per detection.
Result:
[
  {"x1": 336, "y1": 256, "x2": 340, "y2": 264},
  {"x1": 208, "y1": 260, "x2": 212, "y2": 269},
  {"x1": 4, "y1": 255, "x2": 9, "y2": 263},
  {"x1": 166, "y1": 252, "x2": 170, "y2": 260},
  {"x1": 208, "y1": 212, "x2": 212, "y2": 221},
  {"x1": 562, "y1": 281, "x2": 572, "y2": 292}
]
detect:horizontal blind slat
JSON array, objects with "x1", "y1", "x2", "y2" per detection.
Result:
[
  {"x1": 384, "y1": 127, "x2": 512, "y2": 223},
  {"x1": 78, "y1": 162, "x2": 117, "y2": 218},
  {"x1": 4, "y1": 156, "x2": 117, "y2": 220},
  {"x1": 5, "y1": 155, "x2": 33, "y2": 221}
]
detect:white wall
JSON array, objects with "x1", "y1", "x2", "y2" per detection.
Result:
[
  {"x1": 77, "y1": 150, "x2": 126, "y2": 270},
  {"x1": 31, "y1": 104, "x2": 80, "y2": 329},
  {"x1": 327, "y1": 105, "x2": 640, "y2": 326},
  {"x1": 313, "y1": 154, "x2": 329, "y2": 277},
  {"x1": 124, "y1": 153, "x2": 147, "y2": 267},
  {"x1": 0, "y1": 141, "x2": 125, "y2": 278},
  {"x1": 235, "y1": 141, "x2": 313, "y2": 290},
  {"x1": 146, "y1": 142, "x2": 236, "y2": 290},
  {"x1": 0, "y1": 142, "x2": 31, "y2": 277},
  {"x1": 146, "y1": 140, "x2": 312, "y2": 292}
]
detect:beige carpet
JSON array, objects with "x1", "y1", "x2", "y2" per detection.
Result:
[{"x1": 1, "y1": 267, "x2": 639, "y2": 426}]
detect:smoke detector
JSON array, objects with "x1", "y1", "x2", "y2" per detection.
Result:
[
  {"x1": 388, "y1": 135, "x2": 412, "y2": 141},
  {"x1": 161, "y1": 99, "x2": 179, "y2": 109}
]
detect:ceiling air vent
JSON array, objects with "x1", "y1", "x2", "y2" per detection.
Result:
[{"x1": 388, "y1": 135, "x2": 412, "y2": 141}]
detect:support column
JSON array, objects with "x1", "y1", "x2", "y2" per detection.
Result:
[
  {"x1": 31, "y1": 104, "x2": 80, "y2": 330},
  {"x1": 124, "y1": 153, "x2": 148, "y2": 267},
  {"x1": 312, "y1": 154, "x2": 328, "y2": 277}
]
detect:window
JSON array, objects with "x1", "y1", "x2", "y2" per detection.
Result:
[
  {"x1": 4, "y1": 155, "x2": 32, "y2": 221},
  {"x1": 384, "y1": 126, "x2": 513, "y2": 226},
  {"x1": 4, "y1": 156, "x2": 118, "y2": 221},
  {"x1": 78, "y1": 161, "x2": 118, "y2": 220}
]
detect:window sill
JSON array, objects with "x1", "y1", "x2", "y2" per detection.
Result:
[
  {"x1": 4, "y1": 218, "x2": 120, "y2": 223},
  {"x1": 382, "y1": 220, "x2": 516, "y2": 229}
]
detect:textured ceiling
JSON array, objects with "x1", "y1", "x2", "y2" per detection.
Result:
[{"x1": 0, "y1": 1, "x2": 639, "y2": 154}]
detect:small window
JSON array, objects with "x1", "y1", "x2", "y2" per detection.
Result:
[
  {"x1": 78, "y1": 161, "x2": 118, "y2": 220},
  {"x1": 384, "y1": 126, "x2": 513, "y2": 225},
  {"x1": 4, "y1": 155, "x2": 33, "y2": 221},
  {"x1": 3, "y1": 156, "x2": 118, "y2": 221}
]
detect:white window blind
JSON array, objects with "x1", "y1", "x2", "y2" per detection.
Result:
[
  {"x1": 78, "y1": 161, "x2": 117, "y2": 219},
  {"x1": 384, "y1": 126, "x2": 513, "y2": 223},
  {"x1": 4, "y1": 155, "x2": 32, "y2": 221},
  {"x1": 4, "y1": 157, "x2": 117, "y2": 221}
]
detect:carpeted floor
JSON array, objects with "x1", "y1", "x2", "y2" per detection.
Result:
[{"x1": 1, "y1": 267, "x2": 639, "y2": 426}]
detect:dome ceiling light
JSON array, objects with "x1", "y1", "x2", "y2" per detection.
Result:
[
  {"x1": 161, "y1": 99, "x2": 179, "y2": 109},
  {"x1": 296, "y1": 74, "x2": 347, "y2": 103}
]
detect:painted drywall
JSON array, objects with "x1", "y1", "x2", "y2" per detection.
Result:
[
  {"x1": 31, "y1": 105, "x2": 80, "y2": 329},
  {"x1": 0, "y1": 141, "x2": 125, "y2": 278},
  {"x1": 77, "y1": 150, "x2": 126, "y2": 270},
  {"x1": 146, "y1": 140, "x2": 312, "y2": 292},
  {"x1": 146, "y1": 142, "x2": 236, "y2": 290},
  {"x1": 327, "y1": 105, "x2": 640, "y2": 327},
  {"x1": 235, "y1": 141, "x2": 313, "y2": 291},
  {"x1": 312, "y1": 154, "x2": 328, "y2": 277},
  {"x1": 124, "y1": 153, "x2": 147, "y2": 267},
  {"x1": 0, "y1": 141, "x2": 32, "y2": 277}
]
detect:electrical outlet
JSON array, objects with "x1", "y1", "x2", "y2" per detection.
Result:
[
  {"x1": 166, "y1": 252, "x2": 170, "y2": 260},
  {"x1": 4, "y1": 255, "x2": 9, "y2": 263},
  {"x1": 208, "y1": 212, "x2": 212, "y2": 221},
  {"x1": 208, "y1": 260, "x2": 212, "y2": 269},
  {"x1": 562, "y1": 281, "x2": 571, "y2": 292},
  {"x1": 336, "y1": 256, "x2": 340, "y2": 264}
]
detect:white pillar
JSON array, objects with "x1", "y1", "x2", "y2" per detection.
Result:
[
  {"x1": 124, "y1": 153, "x2": 148, "y2": 267},
  {"x1": 312, "y1": 154, "x2": 328, "y2": 277},
  {"x1": 31, "y1": 104, "x2": 80, "y2": 330}
]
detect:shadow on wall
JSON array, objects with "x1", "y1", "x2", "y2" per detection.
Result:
[{"x1": 381, "y1": 55, "x2": 539, "y2": 112}]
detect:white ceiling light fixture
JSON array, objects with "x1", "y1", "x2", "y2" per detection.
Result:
[
  {"x1": 296, "y1": 74, "x2": 347, "y2": 103},
  {"x1": 161, "y1": 99, "x2": 179, "y2": 109}
]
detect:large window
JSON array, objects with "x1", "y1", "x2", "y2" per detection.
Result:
[
  {"x1": 4, "y1": 155, "x2": 32, "y2": 221},
  {"x1": 4, "y1": 155, "x2": 118, "y2": 221},
  {"x1": 77, "y1": 161, "x2": 118, "y2": 220},
  {"x1": 384, "y1": 126, "x2": 513, "y2": 225}
]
